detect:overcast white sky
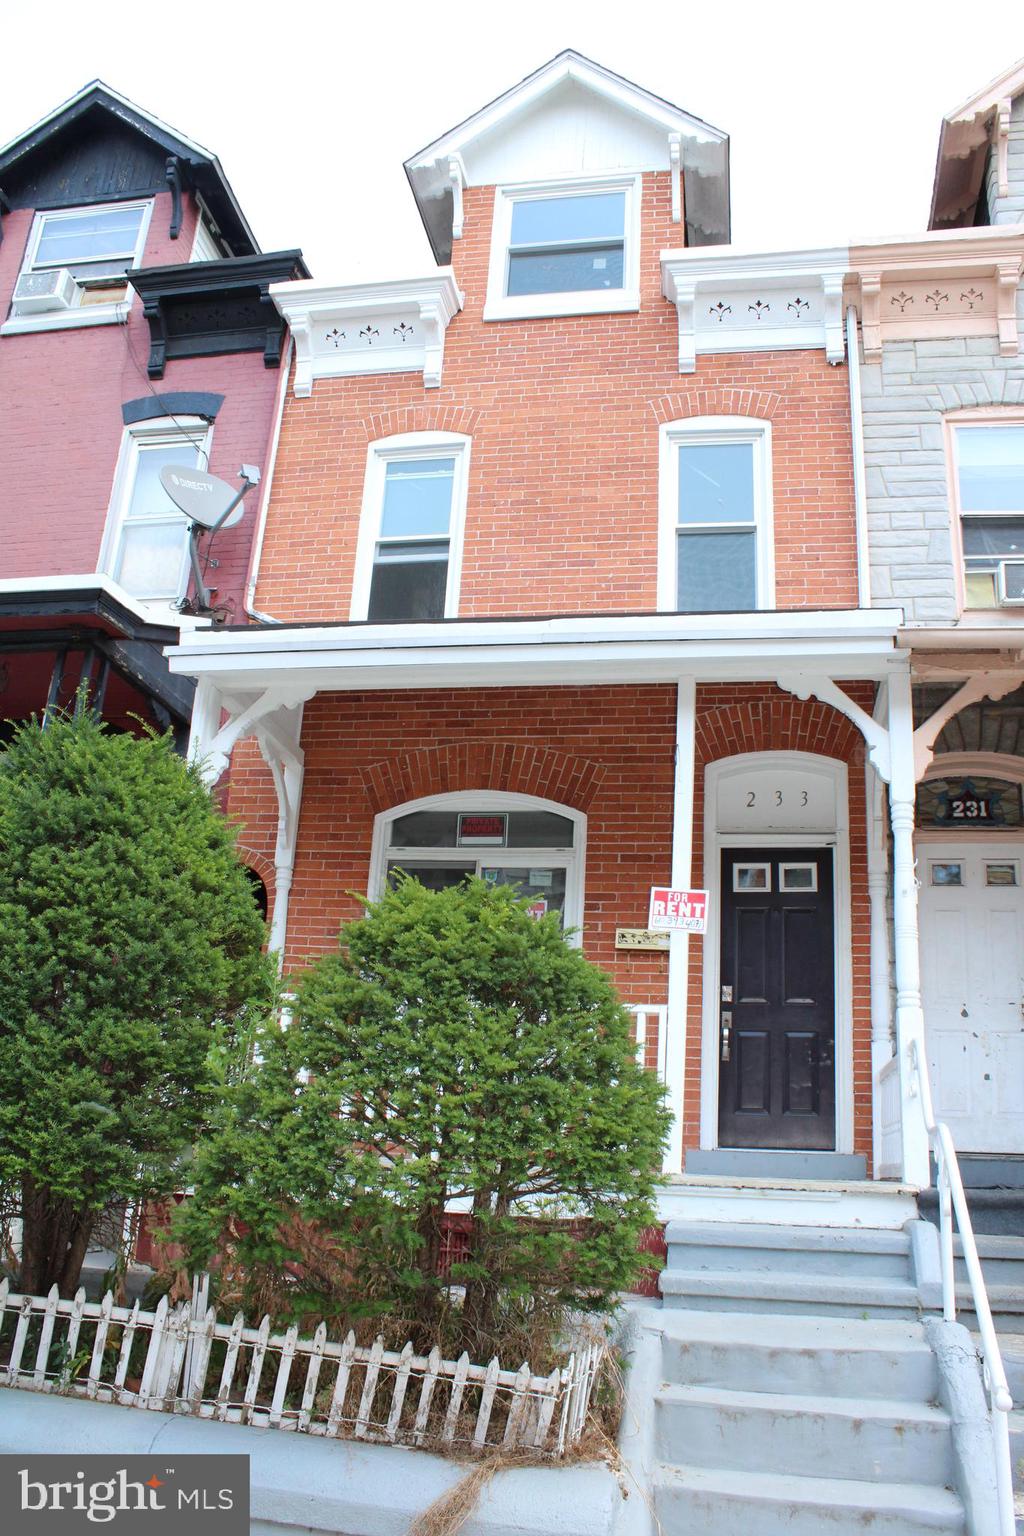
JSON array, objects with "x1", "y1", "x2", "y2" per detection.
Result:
[{"x1": 3, "y1": 0, "x2": 1023, "y2": 277}]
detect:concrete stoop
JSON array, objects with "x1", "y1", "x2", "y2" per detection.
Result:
[
  {"x1": 659, "y1": 1218, "x2": 925, "y2": 1319},
  {"x1": 644, "y1": 1310, "x2": 970, "y2": 1536}
]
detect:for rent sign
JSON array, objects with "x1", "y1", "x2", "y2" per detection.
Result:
[{"x1": 648, "y1": 887, "x2": 709, "y2": 933}]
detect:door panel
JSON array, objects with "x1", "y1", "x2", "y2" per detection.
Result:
[
  {"x1": 719, "y1": 847, "x2": 836, "y2": 1150},
  {"x1": 920, "y1": 842, "x2": 1024, "y2": 1152}
]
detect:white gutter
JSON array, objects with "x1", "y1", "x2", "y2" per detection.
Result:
[
  {"x1": 243, "y1": 334, "x2": 292, "y2": 625},
  {"x1": 846, "y1": 305, "x2": 872, "y2": 609}
]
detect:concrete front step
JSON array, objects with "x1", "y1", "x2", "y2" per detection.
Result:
[
  {"x1": 659, "y1": 1268, "x2": 922, "y2": 1318},
  {"x1": 663, "y1": 1220, "x2": 912, "y2": 1279},
  {"x1": 954, "y1": 1283, "x2": 1024, "y2": 1333},
  {"x1": 655, "y1": 1383, "x2": 953, "y2": 1485},
  {"x1": 653, "y1": 1464, "x2": 965, "y2": 1536},
  {"x1": 661, "y1": 1309, "x2": 939, "y2": 1401},
  {"x1": 954, "y1": 1232, "x2": 1024, "y2": 1289}
]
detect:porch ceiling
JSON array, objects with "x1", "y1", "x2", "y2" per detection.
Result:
[{"x1": 165, "y1": 608, "x2": 909, "y2": 694}]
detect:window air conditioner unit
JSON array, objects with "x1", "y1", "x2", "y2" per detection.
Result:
[
  {"x1": 12, "y1": 267, "x2": 79, "y2": 315},
  {"x1": 997, "y1": 560, "x2": 1024, "y2": 606}
]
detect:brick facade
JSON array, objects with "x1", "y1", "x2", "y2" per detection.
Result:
[{"x1": 254, "y1": 174, "x2": 859, "y2": 622}]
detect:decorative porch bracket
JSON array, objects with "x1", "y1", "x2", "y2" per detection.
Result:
[
  {"x1": 912, "y1": 670, "x2": 1024, "y2": 781},
  {"x1": 189, "y1": 679, "x2": 316, "y2": 957},
  {"x1": 775, "y1": 669, "x2": 929, "y2": 1185},
  {"x1": 775, "y1": 672, "x2": 892, "y2": 782}
]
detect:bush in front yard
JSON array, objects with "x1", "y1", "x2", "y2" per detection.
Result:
[
  {"x1": 177, "y1": 875, "x2": 669, "y2": 1357},
  {"x1": 0, "y1": 708, "x2": 273, "y2": 1296}
]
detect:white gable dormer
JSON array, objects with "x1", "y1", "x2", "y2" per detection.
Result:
[{"x1": 404, "y1": 50, "x2": 730, "y2": 275}]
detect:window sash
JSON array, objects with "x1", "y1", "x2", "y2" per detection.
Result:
[
  {"x1": 29, "y1": 203, "x2": 148, "y2": 280},
  {"x1": 955, "y1": 425, "x2": 1024, "y2": 515},
  {"x1": 104, "y1": 429, "x2": 204, "y2": 604}
]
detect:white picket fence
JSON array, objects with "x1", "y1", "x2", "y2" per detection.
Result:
[{"x1": 0, "y1": 1277, "x2": 603, "y2": 1457}]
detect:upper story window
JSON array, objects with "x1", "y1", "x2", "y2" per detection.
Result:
[
  {"x1": 351, "y1": 433, "x2": 471, "y2": 623},
  {"x1": 484, "y1": 175, "x2": 641, "y2": 323},
  {"x1": 3, "y1": 199, "x2": 153, "y2": 336},
  {"x1": 28, "y1": 202, "x2": 149, "y2": 280},
  {"x1": 100, "y1": 418, "x2": 210, "y2": 609},
  {"x1": 951, "y1": 421, "x2": 1024, "y2": 608},
  {"x1": 658, "y1": 418, "x2": 774, "y2": 613}
]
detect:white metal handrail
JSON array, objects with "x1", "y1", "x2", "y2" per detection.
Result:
[{"x1": 909, "y1": 1036, "x2": 1015, "y2": 1533}]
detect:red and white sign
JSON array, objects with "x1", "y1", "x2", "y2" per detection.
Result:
[{"x1": 648, "y1": 887, "x2": 709, "y2": 933}]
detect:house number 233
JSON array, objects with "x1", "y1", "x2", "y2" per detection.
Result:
[{"x1": 746, "y1": 789, "x2": 810, "y2": 807}]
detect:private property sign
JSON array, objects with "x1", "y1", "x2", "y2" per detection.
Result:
[{"x1": 648, "y1": 886, "x2": 709, "y2": 933}]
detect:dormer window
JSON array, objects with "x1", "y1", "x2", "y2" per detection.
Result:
[{"x1": 484, "y1": 175, "x2": 641, "y2": 323}]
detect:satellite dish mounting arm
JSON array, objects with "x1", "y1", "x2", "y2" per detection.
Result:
[{"x1": 185, "y1": 472, "x2": 256, "y2": 614}]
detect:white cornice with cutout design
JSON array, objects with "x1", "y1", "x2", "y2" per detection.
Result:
[
  {"x1": 270, "y1": 272, "x2": 464, "y2": 396},
  {"x1": 661, "y1": 245, "x2": 849, "y2": 373}
]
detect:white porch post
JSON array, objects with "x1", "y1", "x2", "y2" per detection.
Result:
[
  {"x1": 664, "y1": 677, "x2": 697, "y2": 1175},
  {"x1": 255, "y1": 704, "x2": 306, "y2": 965},
  {"x1": 187, "y1": 676, "x2": 224, "y2": 772},
  {"x1": 887, "y1": 670, "x2": 931, "y2": 1187},
  {"x1": 865, "y1": 756, "x2": 894, "y2": 1172}
]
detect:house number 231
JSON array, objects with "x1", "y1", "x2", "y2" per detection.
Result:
[{"x1": 746, "y1": 789, "x2": 810, "y2": 807}]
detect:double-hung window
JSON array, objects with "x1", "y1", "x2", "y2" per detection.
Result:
[
  {"x1": 658, "y1": 418, "x2": 774, "y2": 613},
  {"x1": 484, "y1": 176, "x2": 641, "y2": 322},
  {"x1": 101, "y1": 419, "x2": 210, "y2": 607},
  {"x1": 27, "y1": 202, "x2": 150, "y2": 281},
  {"x1": 353, "y1": 434, "x2": 471, "y2": 623},
  {"x1": 951, "y1": 422, "x2": 1024, "y2": 608}
]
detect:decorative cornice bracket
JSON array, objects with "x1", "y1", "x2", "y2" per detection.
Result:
[
  {"x1": 996, "y1": 98, "x2": 1012, "y2": 198},
  {"x1": 448, "y1": 155, "x2": 466, "y2": 241},
  {"x1": 669, "y1": 132, "x2": 682, "y2": 224},
  {"x1": 201, "y1": 684, "x2": 316, "y2": 786}
]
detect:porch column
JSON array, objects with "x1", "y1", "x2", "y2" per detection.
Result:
[
  {"x1": 887, "y1": 671, "x2": 931, "y2": 1187},
  {"x1": 664, "y1": 677, "x2": 696, "y2": 1175},
  {"x1": 865, "y1": 758, "x2": 895, "y2": 1171}
]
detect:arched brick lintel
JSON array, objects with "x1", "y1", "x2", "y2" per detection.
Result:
[
  {"x1": 696, "y1": 687, "x2": 872, "y2": 765},
  {"x1": 647, "y1": 388, "x2": 784, "y2": 424},
  {"x1": 358, "y1": 404, "x2": 482, "y2": 443},
  {"x1": 360, "y1": 742, "x2": 606, "y2": 816}
]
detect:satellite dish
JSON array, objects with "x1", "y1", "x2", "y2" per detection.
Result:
[{"x1": 160, "y1": 464, "x2": 245, "y2": 530}]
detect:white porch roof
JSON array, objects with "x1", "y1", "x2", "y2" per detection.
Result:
[{"x1": 166, "y1": 608, "x2": 909, "y2": 694}]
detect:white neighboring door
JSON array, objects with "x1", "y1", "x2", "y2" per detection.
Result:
[{"x1": 919, "y1": 841, "x2": 1024, "y2": 1153}]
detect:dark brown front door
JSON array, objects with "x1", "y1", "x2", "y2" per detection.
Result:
[{"x1": 718, "y1": 847, "x2": 836, "y2": 1150}]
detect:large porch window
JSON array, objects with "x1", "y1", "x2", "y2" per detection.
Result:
[{"x1": 369, "y1": 792, "x2": 585, "y2": 938}]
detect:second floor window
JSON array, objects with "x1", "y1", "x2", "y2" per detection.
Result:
[
  {"x1": 352, "y1": 434, "x2": 471, "y2": 623},
  {"x1": 659, "y1": 419, "x2": 774, "y2": 613},
  {"x1": 953, "y1": 422, "x2": 1024, "y2": 608},
  {"x1": 100, "y1": 420, "x2": 210, "y2": 606}
]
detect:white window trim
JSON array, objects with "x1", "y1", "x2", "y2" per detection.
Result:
[
  {"x1": 483, "y1": 173, "x2": 641, "y2": 323},
  {"x1": 368, "y1": 790, "x2": 587, "y2": 945},
  {"x1": 658, "y1": 416, "x2": 775, "y2": 613},
  {"x1": 945, "y1": 412, "x2": 1024, "y2": 614},
  {"x1": 98, "y1": 415, "x2": 212, "y2": 621},
  {"x1": 2, "y1": 198, "x2": 153, "y2": 337},
  {"x1": 350, "y1": 432, "x2": 472, "y2": 622}
]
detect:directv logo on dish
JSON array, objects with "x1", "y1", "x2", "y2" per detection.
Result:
[{"x1": 3, "y1": 1455, "x2": 249, "y2": 1531}]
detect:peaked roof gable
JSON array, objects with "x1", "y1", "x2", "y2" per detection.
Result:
[
  {"x1": 405, "y1": 50, "x2": 730, "y2": 263},
  {"x1": 930, "y1": 55, "x2": 1024, "y2": 229},
  {"x1": 0, "y1": 81, "x2": 259, "y2": 256}
]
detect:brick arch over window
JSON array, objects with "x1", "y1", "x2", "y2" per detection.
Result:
[
  {"x1": 358, "y1": 404, "x2": 482, "y2": 443},
  {"x1": 359, "y1": 741, "x2": 606, "y2": 815},
  {"x1": 235, "y1": 844, "x2": 276, "y2": 926},
  {"x1": 681, "y1": 683, "x2": 874, "y2": 1168},
  {"x1": 647, "y1": 388, "x2": 783, "y2": 425}
]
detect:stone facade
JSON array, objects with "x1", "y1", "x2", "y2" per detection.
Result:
[{"x1": 864, "y1": 285, "x2": 1024, "y2": 623}]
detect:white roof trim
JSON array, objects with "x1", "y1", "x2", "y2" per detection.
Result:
[
  {"x1": 406, "y1": 51, "x2": 726, "y2": 172},
  {"x1": 270, "y1": 271, "x2": 464, "y2": 396},
  {"x1": 166, "y1": 608, "x2": 907, "y2": 692},
  {"x1": 661, "y1": 244, "x2": 849, "y2": 372},
  {"x1": 945, "y1": 56, "x2": 1024, "y2": 126}
]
